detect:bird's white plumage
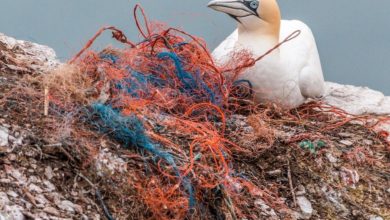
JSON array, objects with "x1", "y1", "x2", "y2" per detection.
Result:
[
  {"x1": 212, "y1": 29, "x2": 238, "y2": 65},
  {"x1": 212, "y1": 20, "x2": 325, "y2": 108}
]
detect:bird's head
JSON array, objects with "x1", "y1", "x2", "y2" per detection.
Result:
[{"x1": 208, "y1": 0, "x2": 281, "y2": 35}]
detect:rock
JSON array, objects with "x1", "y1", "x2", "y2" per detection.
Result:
[
  {"x1": 295, "y1": 185, "x2": 306, "y2": 196},
  {"x1": 0, "y1": 192, "x2": 10, "y2": 207},
  {"x1": 43, "y1": 207, "x2": 61, "y2": 216},
  {"x1": 369, "y1": 216, "x2": 383, "y2": 220},
  {"x1": 266, "y1": 169, "x2": 282, "y2": 176},
  {"x1": 363, "y1": 139, "x2": 374, "y2": 146},
  {"x1": 57, "y1": 200, "x2": 75, "y2": 213},
  {"x1": 0, "y1": 32, "x2": 59, "y2": 74},
  {"x1": 325, "y1": 82, "x2": 390, "y2": 141},
  {"x1": 47, "y1": 192, "x2": 61, "y2": 204},
  {"x1": 6, "y1": 191, "x2": 18, "y2": 198},
  {"x1": 27, "y1": 169, "x2": 34, "y2": 173},
  {"x1": 377, "y1": 123, "x2": 390, "y2": 142},
  {"x1": 95, "y1": 148, "x2": 127, "y2": 176},
  {"x1": 56, "y1": 200, "x2": 82, "y2": 214},
  {"x1": 0, "y1": 126, "x2": 9, "y2": 147},
  {"x1": 254, "y1": 199, "x2": 279, "y2": 220},
  {"x1": 6, "y1": 167, "x2": 26, "y2": 184},
  {"x1": 20, "y1": 212, "x2": 35, "y2": 219},
  {"x1": 3, "y1": 205, "x2": 25, "y2": 220},
  {"x1": 338, "y1": 132, "x2": 354, "y2": 138},
  {"x1": 35, "y1": 194, "x2": 49, "y2": 206},
  {"x1": 0, "y1": 179, "x2": 11, "y2": 184},
  {"x1": 7, "y1": 154, "x2": 17, "y2": 161},
  {"x1": 27, "y1": 175, "x2": 40, "y2": 183},
  {"x1": 29, "y1": 164, "x2": 37, "y2": 170},
  {"x1": 352, "y1": 209, "x2": 361, "y2": 216},
  {"x1": 73, "y1": 204, "x2": 83, "y2": 214},
  {"x1": 1, "y1": 124, "x2": 10, "y2": 128},
  {"x1": 24, "y1": 201, "x2": 33, "y2": 209},
  {"x1": 8, "y1": 134, "x2": 23, "y2": 147},
  {"x1": 45, "y1": 166, "x2": 54, "y2": 180},
  {"x1": 326, "y1": 153, "x2": 338, "y2": 163},
  {"x1": 291, "y1": 211, "x2": 303, "y2": 220},
  {"x1": 296, "y1": 196, "x2": 313, "y2": 219},
  {"x1": 339, "y1": 140, "x2": 353, "y2": 146},
  {"x1": 324, "y1": 82, "x2": 390, "y2": 115},
  {"x1": 92, "y1": 214, "x2": 101, "y2": 220},
  {"x1": 321, "y1": 185, "x2": 349, "y2": 216},
  {"x1": 43, "y1": 180, "x2": 56, "y2": 192},
  {"x1": 36, "y1": 212, "x2": 50, "y2": 219},
  {"x1": 28, "y1": 183, "x2": 43, "y2": 194}
]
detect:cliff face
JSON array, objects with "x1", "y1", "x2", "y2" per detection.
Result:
[{"x1": 0, "y1": 33, "x2": 389, "y2": 220}]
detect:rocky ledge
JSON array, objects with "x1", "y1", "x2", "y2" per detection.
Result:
[
  {"x1": 325, "y1": 82, "x2": 390, "y2": 116},
  {"x1": 0, "y1": 33, "x2": 389, "y2": 220},
  {"x1": 0, "y1": 33, "x2": 58, "y2": 75}
]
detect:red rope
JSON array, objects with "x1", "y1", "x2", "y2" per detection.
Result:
[
  {"x1": 223, "y1": 30, "x2": 301, "y2": 73},
  {"x1": 69, "y1": 26, "x2": 135, "y2": 64},
  {"x1": 134, "y1": 4, "x2": 152, "y2": 39}
]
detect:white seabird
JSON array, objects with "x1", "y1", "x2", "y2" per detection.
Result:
[{"x1": 208, "y1": 0, "x2": 325, "y2": 108}]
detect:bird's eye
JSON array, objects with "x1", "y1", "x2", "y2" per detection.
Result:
[{"x1": 249, "y1": 1, "x2": 258, "y2": 9}]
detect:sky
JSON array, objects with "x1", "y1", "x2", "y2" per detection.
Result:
[{"x1": 0, "y1": 0, "x2": 389, "y2": 94}]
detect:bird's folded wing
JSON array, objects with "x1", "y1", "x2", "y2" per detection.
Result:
[{"x1": 280, "y1": 20, "x2": 325, "y2": 98}]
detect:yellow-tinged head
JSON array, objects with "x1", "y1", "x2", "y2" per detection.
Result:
[{"x1": 208, "y1": 0, "x2": 281, "y2": 37}]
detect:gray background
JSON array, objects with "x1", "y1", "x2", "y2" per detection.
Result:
[{"x1": 0, "y1": 0, "x2": 389, "y2": 94}]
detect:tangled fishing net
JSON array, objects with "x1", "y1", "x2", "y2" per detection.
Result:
[
  {"x1": 39, "y1": 5, "x2": 293, "y2": 218},
  {"x1": 2, "y1": 4, "x2": 389, "y2": 220}
]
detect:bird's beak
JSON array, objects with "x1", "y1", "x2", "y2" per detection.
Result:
[{"x1": 208, "y1": 0, "x2": 256, "y2": 18}]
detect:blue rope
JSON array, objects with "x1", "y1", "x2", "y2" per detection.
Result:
[
  {"x1": 100, "y1": 53, "x2": 119, "y2": 64},
  {"x1": 158, "y1": 52, "x2": 196, "y2": 90},
  {"x1": 157, "y1": 52, "x2": 220, "y2": 104},
  {"x1": 233, "y1": 79, "x2": 253, "y2": 97},
  {"x1": 99, "y1": 51, "x2": 222, "y2": 105},
  {"x1": 90, "y1": 103, "x2": 195, "y2": 207}
]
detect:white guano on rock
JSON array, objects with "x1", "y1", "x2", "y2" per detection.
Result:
[
  {"x1": 296, "y1": 196, "x2": 313, "y2": 219},
  {"x1": 0, "y1": 127, "x2": 9, "y2": 147},
  {"x1": 0, "y1": 32, "x2": 59, "y2": 74},
  {"x1": 324, "y1": 82, "x2": 390, "y2": 115}
]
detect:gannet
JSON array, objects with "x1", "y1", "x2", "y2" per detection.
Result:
[{"x1": 208, "y1": 0, "x2": 325, "y2": 108}]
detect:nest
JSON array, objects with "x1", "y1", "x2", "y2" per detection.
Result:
[{"x1": 1, "y1": 4, "x2": 389, "y2": 220}]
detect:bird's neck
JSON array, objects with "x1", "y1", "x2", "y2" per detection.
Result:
[
  {"x1": 256, "y1": 0, "x2": 281, "y2": 38},
  {"x1": 237, "y1": 26, "x2": 280, "y2": 56}
]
